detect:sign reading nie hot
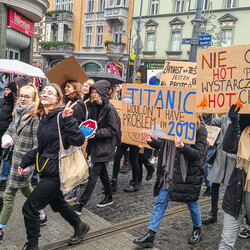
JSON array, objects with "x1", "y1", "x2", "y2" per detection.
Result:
[
  {"x1": 197, "y1": 44, "x2": 250, "y2": 113},
  {"x1": 121, "y1": 84, "x2": 197, "y2": 144},
  {"x1": 160, "y1": 61, "x2": 197, "y2": 88}
]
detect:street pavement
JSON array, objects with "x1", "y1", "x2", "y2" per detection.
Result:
[{"x1": 0, "y1": 162, "x2": 249, "y2": 250}]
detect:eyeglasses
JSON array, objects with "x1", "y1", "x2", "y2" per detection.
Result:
[
  {"x1": 40, "y1": 91, "x2": 57, "y2": 97},
  {"x1": 18, "y1": 95, "x2": 34, "y2": 100}
]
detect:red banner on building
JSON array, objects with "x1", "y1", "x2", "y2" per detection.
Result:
[
  {"x1": 108, "y1": 63, "x2": 121, "y2": 77},
  {"x1": 7, "y1": 9, "x2": 33, "y2": 37}
]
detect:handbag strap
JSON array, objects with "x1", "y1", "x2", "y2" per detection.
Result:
[{"x1": 57, "y1": 112, "x2": 65, "y2": 151}]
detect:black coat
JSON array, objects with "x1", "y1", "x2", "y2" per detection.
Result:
[
  {"x1": 87, "y1": 80, "x2": 119, "y2": 164},
  {"x1": 150, "y1": 123, "x2": 207, "y2": 202},
  {"x1": 20, "y1": 108, "x2": 85, "y2": 177},
  {"x1": 0, "y1": 95, "x2": 14, "y2": 131},
  {"x1": 222, "y1": 124, "x2": 246, "y2": 219}
]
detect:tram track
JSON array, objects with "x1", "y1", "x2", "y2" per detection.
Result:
[{"x1": 40, "y1": 197, "x2": 220, "y2": 250}]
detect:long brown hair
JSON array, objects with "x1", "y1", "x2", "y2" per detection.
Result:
[
  {"x1": 36, "y1": 83, "x2": 64, "y2": 118},
  {"x1": 64, "y1": 80, "x2": 83, "y2": 100},
  {"x1": 13, "y1": 84, "x2": 39, "y2": 117}
]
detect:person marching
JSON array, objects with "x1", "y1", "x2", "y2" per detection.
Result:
[
  {"x1": 218, "y1": 105, "x2": 250, "y2": 249},
  {"x1": 133, "y1": 118, "x2": 207, "y2": 248},
  {"x1": 72, "y1": 80, "x2": 119, "y2": 214},
  {"x1": 19, "y1": 84, "x2": 89, "y2": 250},
  {"x1": 0, "y1": 84, "x2": 46, "y2": 242}
]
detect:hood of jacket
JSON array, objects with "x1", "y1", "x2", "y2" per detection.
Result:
[{"x1": 90, "y1": 80, "x2": 110, "y2": 103}]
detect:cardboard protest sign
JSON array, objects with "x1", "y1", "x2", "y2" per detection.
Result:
[
  {"x1": 80, "y1": 119, "x2": 97, "y2": 138},
  {"x1": 45, "y1": 56, "x2": 88, "y2": 87},
  {"x1": 205, "y1": 125, "x2": 221, "y2": 146},
  {"x1": 160, "y1": 60, "x2": 197, "y2": 88},
  {"x1": 121, "y1": 84, "x2": 197, "y2": 144},
  {"x1": 110, "y1": 100, "x2": 152, "y2": 148},
  {"x1": 197, "y1": 44, "x2": 250, "y2": 113}
]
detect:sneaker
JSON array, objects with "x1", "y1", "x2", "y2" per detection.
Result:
[
  {"x1": 80, "y1": 179, "x2": 88, "y2": 186},
  {"x1": 71, "y1": 202, "x2": 83, "y2": 215},
  {"x1": 238, "y1": 228, "x2": 250, "y2": 239},
  {"x1": 40, "y1": 216, "x2": 47, "y2": 226},
  {"x1": 120, "y1": 162, "x2": 130, "y2": 173},
  {"x1": 69, "y1": 221, "x2": 90, "y2": 245},
  {"x1": 97, "y1": 195, "x2": 113, "y2": 208},
  {"x1": 0, "y1": 231, "x2": 3, "y2": 242}
]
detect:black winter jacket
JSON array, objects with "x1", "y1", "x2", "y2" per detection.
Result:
[
  {"x1": 20, "y1": 108, "x2": 85, "y2": 177},
  {"x1": 87, "y1": 80, "x2": 119, "y2": 164},
  {"x1": 0, "y1": 94, "x2": 14, "y2": 131},
  {"x1": 150, "y1": 123, "x2": 207, "y2": 202},
  {"x1": 222, "y1": 123, "x2": 246, "y2": 219}
]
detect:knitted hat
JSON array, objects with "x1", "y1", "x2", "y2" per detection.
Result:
[
  {"x1": 5, "y1": 81, "x2": 17, "y2": 95},
  {"x1": 16, "y1": 75, "x2": 31, "y2": 88}
]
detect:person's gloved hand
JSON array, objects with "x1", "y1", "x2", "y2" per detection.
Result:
[
  {"x1": 1, "y1": 135, "x2": 14, "y2": 149},
  {"x1": 228, "y1": 104, "x2": 240, "y2": 131}
]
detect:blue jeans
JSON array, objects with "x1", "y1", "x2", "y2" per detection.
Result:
[
  {"x1": 148, "y1": 189, "x2": 202, "y2": 232},
  {"x1": 203, "y1": 148, "x2": 215, "y2": 187},
  {"x1": 0, "y1": 161, "x2": 10, "y2": 180}
]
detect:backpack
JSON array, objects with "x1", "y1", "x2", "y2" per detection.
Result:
[{"x1": 110, "y1": 103, "x2": 122, "y2": 146}]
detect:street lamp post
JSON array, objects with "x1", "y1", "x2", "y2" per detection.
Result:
[
  {"x1": 132, "y1": 0, "x2": 143, "y2": 83},
  {"x1": 189, "y1": 0, "x2": 203, "y2": 62}
]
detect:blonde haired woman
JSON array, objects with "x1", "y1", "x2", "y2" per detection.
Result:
[
  {"x1": 0, "y1": 84, "x2": 46, "y2": 242},
  {"x1": 19, "y1": 83, "x2": 89, "y2": 250}
]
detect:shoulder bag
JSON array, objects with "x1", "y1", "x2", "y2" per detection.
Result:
[{"x1": 57, "y1": 113, "x2": 89, "y2": 194}]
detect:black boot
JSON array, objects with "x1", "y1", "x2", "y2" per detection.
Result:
[
  {"x1": 202, "y1": 212, "x2": 217, "y2": 224},
  {"x1": 124, "y1": 182, "x2": 139, "y2": 192},
  {"x1": 22, "y1": 239, "x2": 39, "y2": 250},
  {"x1": 145, "y1": 165, "x2": 155, "y2": 181},
  {"x1": 111, "y1": 179, "x2": 117, "y2": 193},
  {"x1": 188, "y1": 226, "x2": 202, "y2": 244},
  {"x1": 97, "y1": 194, "x2": 113, "y2": 208},
  {"x1": 69, "y1": 221, "x2": 90, "y2": 245},
  {"x1": 133, "y1": 230, "x2": 156, "y2": 248},
  {"x1": 0, "y1": 180, "x2": 6, "y2": 191},
  {"x1": 203, "y1": 186, "x2": 211, "y2": 197}
]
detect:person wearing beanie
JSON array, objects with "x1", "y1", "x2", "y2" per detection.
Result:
[
  {"x1": 0, "y1": 82, "x2": 17, "y2": 190},
  {"x1": 0, "y1": 74, "x2": 7, "y2": 102},
  {"x1": 16, "y1": 75, "x2": 31, "y2": 90}
]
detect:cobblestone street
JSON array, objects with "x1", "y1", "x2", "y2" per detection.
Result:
[{"x1": 0, "y1": 162, "x2": 249, "y2": 250}]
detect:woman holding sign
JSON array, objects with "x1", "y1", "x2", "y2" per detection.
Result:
[
  {"x1": 133, "y1": 119, "x2": 207, "y2": 247},
  {"x1": 18, "y1": 84, "x2": 89, "y2": 249}
]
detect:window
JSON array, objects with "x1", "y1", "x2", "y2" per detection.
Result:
[
  {"x1": 98, "y1": 0, "x2": 105, "y2": 11},
  {"x1": 82, "y1": 63, "x2": 101, "y2": 72},
  {"x1": 221, "y1": 29, "x2": 233, "y2": 47},
  {"x1": 202, "y1": 0, "x2": 208, "y2": 10},
  {"x1": 171, "y1": 31, "x2": 181, "y2": 51},
  {"x1": 54, "y1": 0, "x2": 74, "y2": 11},
  {"x1": 87, "y1": 0, "x2": 94, "y2": 12},
  {"x1": 96, "y1": 26, "x2": 104, "y2": 46},
  {"x1": 62, "y1": 0, "x2": 67, "y2": 9},
  {"x1": 109, "y1": 0, "x2": 114, "y2": 7},
  {"x1": 69, "y1": 0, "x2": 73, "y2": 11},
  {"x1": 55, "y1": 0, "x2": 61, "y2": 10},
  {"x1": 146, "y1": 33, "x2": 155, "y2": 51},
  {"x1": 36, "y1": 38, "x2": 40, "y2": 51},
  {"x1": 117, "y1": 0, "x2": 121, "y2": 5},
  {"x1": 85, "y1": 27, "x2": 92, "y2": 47},
  {"x1": 226, "y1": 0, "x2": 236, "y2": 8},
  {"x1": 113, "y1": 24, "x2": 123, "y2": 43},
  {"x1": 151, "y1": 0, "x2": 159, "y2": 15},
  {"x1": 175, "y1": 0, "x2": 184, "y2": 13}
]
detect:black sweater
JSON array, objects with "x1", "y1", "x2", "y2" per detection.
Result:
[{"x1": 20, "y1": 108, "x2": 85, "y2": 177}]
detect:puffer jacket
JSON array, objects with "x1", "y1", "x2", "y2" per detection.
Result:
[
  {"x1": 150, "y1": 123, "x2": 207, "y2": 202},
  {"x1": 87, "y1": 80, "x2": 119, "y2": 164}
]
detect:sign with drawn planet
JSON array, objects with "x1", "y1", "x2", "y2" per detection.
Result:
[{"x1": 80, "y1": 119, "x2": 97, "y2": 138}]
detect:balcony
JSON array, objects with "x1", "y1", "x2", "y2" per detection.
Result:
[
  {"x1": 45, "y1": 10, "x2": 73, "y2": 23},
  {"x1": 40, "y1": 42, "x2": 74, "y2": 57},
  {"x1": 105, "y1": 42, "x2": 125, "y2": 61},
  {"x1": 104, "y1": 6, "x2": 128, "y2": 33}
]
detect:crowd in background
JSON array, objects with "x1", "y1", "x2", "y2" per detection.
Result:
[{"x1": 0, "y1": 73, "x2": 249, "y2": 250}]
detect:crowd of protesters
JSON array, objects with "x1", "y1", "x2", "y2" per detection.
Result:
[{"x1": 0, "y1": 73, "x2": 249, "y2": 250}]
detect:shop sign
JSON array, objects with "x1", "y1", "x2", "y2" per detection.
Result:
[
  {"x1": 7, "y1": 9, "x2": 33, "y2": 37},
  {"x1": 145, "y1": 62, "x2": 165, "y2": 69}
]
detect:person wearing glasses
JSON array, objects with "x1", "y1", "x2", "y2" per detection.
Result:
[
  {"x1": 19, "y1": 84, "x2": 89, "y2": 250},
  {"x1": 0, "y1": 84, "x2": 46, "y2": 242}
]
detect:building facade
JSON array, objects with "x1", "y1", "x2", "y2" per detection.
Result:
[
  {"x1": 132, "y1": 0, "x2": 250, "y2": 83},
  {"x1": 41, "y1": 0, "x2": 134, "y2": 80},
  {"x1": 0, "y1": 0, "x2": 50, "y2": 64}
]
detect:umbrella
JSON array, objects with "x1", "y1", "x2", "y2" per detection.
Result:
[
  {"x1": 0, "y1": 59, "x2": 46, "y2": 79},
  {"x1": 86, "y1": 72, "x2": 124, "y2": 85}
]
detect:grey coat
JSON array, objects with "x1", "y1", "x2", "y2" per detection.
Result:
[
  {"x1": 4, "y1": 114, "x2": 38, "y2": 189},
  {"x1": 207, "y1": 115, "x2": 236, "y2": 185}
]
